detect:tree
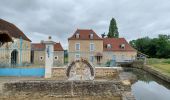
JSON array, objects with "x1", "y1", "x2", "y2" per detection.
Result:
[
  {"x1": 129, "y1": 34, "x2": 170, "y2": 58},
  {"x1": 107, "y1": 18, "x2": 119, "y2": 38}
]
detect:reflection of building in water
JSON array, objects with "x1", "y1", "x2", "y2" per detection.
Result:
[{"x1": 67, "y1": 59, "x2": 95, "y2": 80}]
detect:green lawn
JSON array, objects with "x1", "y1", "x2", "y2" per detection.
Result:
[{"x1": 147, "y1": 58, "x2": 170, "y2": 76}]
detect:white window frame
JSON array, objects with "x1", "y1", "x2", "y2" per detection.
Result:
[
  {"x1": 90, "y1": 33, "x2": 93, "y2": 39},
  {"x1": 90, "y1": 55, "x2": 94, "y2": 62},
  {"x1": 120, "y1": 44, "x2": 125, "y2": 49},
  {"x1": 75, "y1": 54, "x2": 80, "y2": 60},
  {"x1": 90, "y1": 43, "x2": 95, "y2": 51},
  {"x1": 107, "y1": 44, "x2": 112, "y2": 48},
  {"x1": 76, "y1": 33, "x2": 80, "y2": 38},
  {"x1": 75, "y1": 43, "x2": 80, "y2": 51}
]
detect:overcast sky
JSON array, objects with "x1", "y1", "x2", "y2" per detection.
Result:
[{"x1": 0, "y1": 0, "x2": 170, "y2": 49}]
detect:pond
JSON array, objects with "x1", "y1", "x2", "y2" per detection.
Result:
[{"x1": 123, "y1": 68, "x2": 170, "y2": 100}]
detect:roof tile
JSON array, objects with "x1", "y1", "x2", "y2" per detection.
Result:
[
  {"x1": 68, "y1": 29, "x2": 102, "y2": 40},
  {"x1": 0, "y1": 19, "x2": 31, "y2": 42},
  {"x1": 103, "y1": 38, "x2": 136, "y2": 52},
  {"x1": 31, "y1": 42, "x2": 64, "y2": 51}
]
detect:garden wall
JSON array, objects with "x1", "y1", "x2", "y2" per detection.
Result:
[
  {"x1": 2, "y1": 80, "x2": 130, "y2": 97},
  {"x1": 52, "y1": 67, "x2": 118, "y2": 79}
]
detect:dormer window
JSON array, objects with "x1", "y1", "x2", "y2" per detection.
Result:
[
  {"x1": 76, "y1": 33, "x2": 80, "y2": 38},
  {"x1": 107, "y1": 44, "x2": 112, "y2": 48},
  {"x1": 90, "y1": 33, "x2": 93, "y2": 39},
  {"x1": 120, "y1": 44, "x2": 125, "y2": 49}
]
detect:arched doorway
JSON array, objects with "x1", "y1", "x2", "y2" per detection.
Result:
[{"x1": 11, "y1": 50, "x2": 18, "y2": 66}]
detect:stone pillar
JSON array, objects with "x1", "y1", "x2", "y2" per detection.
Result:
[{"x1": 44, "y1": 36, "x2": 55, "y2": 78}]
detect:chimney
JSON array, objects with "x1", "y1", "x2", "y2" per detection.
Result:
[
  {"x1": 48, "y1": 36, "x2": 52, "y2": 40},
  {"x1": 101, "y1": 33, "x2": 106, "y2": 38},
  {"x1": 40, "y1": 40, "x2": 44, "y2": 44}
]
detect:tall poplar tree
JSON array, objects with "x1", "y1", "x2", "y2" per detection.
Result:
[{"x1": 107, "y1": 18, "x2": 119, "y2": 38}]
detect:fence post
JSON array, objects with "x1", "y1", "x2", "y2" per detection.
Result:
[{"x1": 44, "y1": 36, "x2": 55, "y2": 78}]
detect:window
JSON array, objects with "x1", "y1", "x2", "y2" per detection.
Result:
[
  {"x1": 120, "y1": 44, "x2": 125, "y2": 49},
  {"x1": 39, "y1": 56, "x2": 44, "y2": 61},
  {"x1": 75, "y1": 54, "x2": 80, "y2": 60},
  {"x1": 76, "y1": 33, "x2": 80, "y2": 38},
  {"x1": 75, "y1": 43, "x2": 80, "y2": 51},
  {"x1": 90, "y1": 55, "x2": 94, "y2": 62},
  {"x1": 90, "y1": 43, "x2": 95, "y2": 51},
  {"x1": 90, "y1": 33, "x2": 93, "y2": 39},
  {"x1": 107, "y1": 44, "x2": 112, "y2": 48},
  {"x1": 54, "y1": 56, "x2": 58, "y2": 60}
]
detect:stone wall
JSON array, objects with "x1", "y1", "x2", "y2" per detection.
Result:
[
  {"x1": 53, "y1": 51, "x2": 64, "y2": 66},
  {"x1": 33, "y1": 51, "x2": 45, "y2": 65},
  {"x1": 52, "y1": 67, "x2": 118, "y2": 79},
  {"x1": 120, "y1": 60, "x2": 144, "y2": 68},
  {"x1": 143, "y1": 65, "x2": 170, "y2": 83},
  {"x1": 52, "y1": 67, "x2": 67, "y2": 79},
  {"x1": 33, "y1": 51, "x2": 64, "y2": 66},
  {"x1": 103, "y1": 51, "x2": 137, "y2": 64},
  {"x1": 0, "y1": 38, "x2": 31, "y2": 65},
  {"x1": 95, "y1": 67, "x2": 118, "y2": 79},
  {"x1": 2, "y1": 80, "x2": 130, "y2": 97},
  {"x1": 120, "y1": 61, "x2": 170, "y2": 83}
]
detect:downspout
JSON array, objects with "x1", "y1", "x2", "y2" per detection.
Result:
[{"x1": 20, "y1": 36, "x2": 23, "y2": 66}]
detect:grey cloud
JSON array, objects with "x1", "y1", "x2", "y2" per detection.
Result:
[{"x1": 0, "y1": 0, "x2": 170, "y2": 49}]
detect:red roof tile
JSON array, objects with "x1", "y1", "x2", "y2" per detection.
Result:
[
  {"x1": 31, "y1": 43, "x2": 45, "y2": 51},
  {"x1": 103, "y1": 38, "x2": 136, "y2": 52},
  {"x1": 31, "y1": 42, "x2": 64, "y2": 51},
  {"x1": 54, "y1": 43, "x2": 64, "y2": 51},
  {"x1": 0, "y1": 19, "x2": 31, "y2": 42},
  {"x1": 68, "y1": 29, "x2": 102, "y2": 40}
]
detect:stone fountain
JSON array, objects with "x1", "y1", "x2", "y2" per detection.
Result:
[{"x1": 66, "y1": 58, "x2": 95, "y2": 80}]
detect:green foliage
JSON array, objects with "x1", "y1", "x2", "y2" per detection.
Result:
[
  {"x1": 147, "y1": 58, "x2": 170, "y2": 65},
  {"x1": 130, "y1": 34, "x2": 170, "y2": 58},
  {"x1": 107, "y1": 18, "x2": 119, "y2": 38},
  {"x1": 162, "y1": 60, "x2": 170, "y2": 64},
  {"x1": 106, "y1": 60, "x2": 111, "y2": 67}
]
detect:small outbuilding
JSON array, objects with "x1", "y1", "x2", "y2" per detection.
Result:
[{"x1": 0, "y1": 19, "x2": 31, "y2": 67}]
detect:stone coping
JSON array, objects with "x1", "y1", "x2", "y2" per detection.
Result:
[
  {"x1": 52, "y1": 67, "x2": 121, "y2": 69},
  {"x1": 144, "y1": 65, "x2": 170, "y2": 83},
  {"x1": 2, "y1": 80, "x2": 131, "y2": 97}
]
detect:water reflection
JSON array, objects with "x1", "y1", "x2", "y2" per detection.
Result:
[{"x1": 123, "y1": 68, "x2": 170, "y2": 100}]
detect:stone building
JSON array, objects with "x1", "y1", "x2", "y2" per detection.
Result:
[
  {"x1": 68, "y1": 29, "x2": 103, "y2": 64},
  {"x1": 103, "y1": 38, "x2": 137, "y2": 63},
  {"x1": 68, "y1": 29, "x2": 137, "y2": 65},
  {"x1": 0, "y1": 19, "x2": 31, "y2": 66},
  {"x1": 31, "y1": 42, "x2": 64, "y2": 66}
]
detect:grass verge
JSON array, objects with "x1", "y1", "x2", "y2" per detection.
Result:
[{"x1": 147, "y1": 58, "x2": 170, "y2": 76}]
